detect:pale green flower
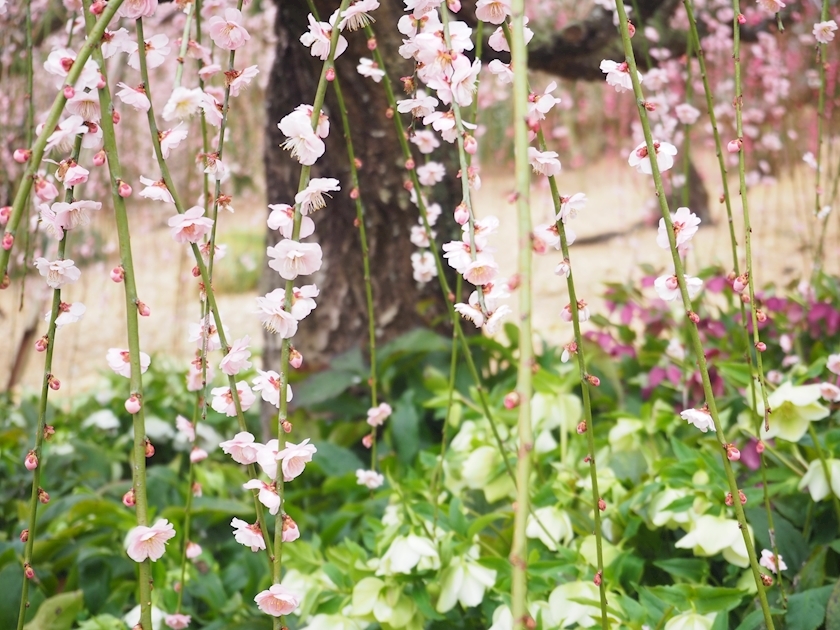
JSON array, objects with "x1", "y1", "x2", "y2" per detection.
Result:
[
  {"x1": 547, "y1": 581, "x2": 620, "y2": 628},
  {"x1": 376, "y1": 534, "x2": 439, "y2": 575},
  {"x1": 798, "y1": 458, "x2": 840, "y2": 502},
  {"x1": 351, "y1": 577, "x2": 417, "y2": 627},
  {"x1": 461, "y1": 444, "x2": 515, "y2": 502},
  {"x1": 436, "y1": 547, "x2": 497, "y2": 613},
  {"x1": 579, "y1": 534, "x2": 619, "y2": 568},
  {"x1": 675, "y1": 514, "x2": 753, "y2": 567},
  {"x1": 757, "y1": 382, "x2": 829, "y2": 442},
  {"x1": 608, "y1": 418, "x2": 644, "y2": 451},
  {"x1": 664, "y1": 612, "x2": 716, "y2": 630},
  {"x1": 526, "y1": 505, "x2": 574, "y2": 551},
  {"x1": 301, "y1": 614, "x2": 366, "y2": 630}
]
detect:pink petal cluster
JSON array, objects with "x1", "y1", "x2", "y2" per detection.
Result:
[{"x1": 125, "y1": 519, "x2": 176, "y2": 562}]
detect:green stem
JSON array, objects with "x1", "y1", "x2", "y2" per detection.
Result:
[
  {"x1": 173, "y1": 3, "x2": 194, "y2": 89},
  {"x1": 811, "y1": 0, "x2": 831, "y2": 280},
  {"x1": 0, "y1": 0, "x2": 126, "y2": 278},
  {"x1": 15, "y1": 134, "x2": 82, "y2": 630},
  {"x1": 614, "y1": 2, "x2": 774, "y2": 626},
  {"x1": 82, "y1": 5, "x2": 152, "y2": 627}
]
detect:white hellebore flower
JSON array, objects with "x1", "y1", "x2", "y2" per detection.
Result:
[
  {"x1": 351, "y1": 577, "x2": 417, "y2": 627},
  {"x1": 526, "y1": 505, "x2": 574, "y2": 551},
  {"x1": 549, "y1": 580, "x2": 619, "y2": 628},
  {"x1": 798, "y1": 458, "x2": 840, "y2": 502},
  {"x1": 675, "y1": 513, "x2": 753, "y2": 567},
  {"x1": 757, "y1": 381, "x2": 829, "y2": 442},
  {"x1": 436, "y1": 547, "x2": 497, "y2": 613},
  {"x1": 664, "y1": 612, "x2": 717, "y2": 630},
  {"x1": 376, "y1": 534, "x2": 440, "y2": 575}
]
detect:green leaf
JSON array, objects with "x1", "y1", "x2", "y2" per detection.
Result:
[
  {"x1": 653, "y1": 558, "x2": 709, "y2": 583},
  {"x1": 295, "y1": 370, "x2": 360, "y2": 406},
  {"x1": 787, "y1": 585, "x2": 834, "y2": 630},
  {"x1": 23, "y1": 590, "x2": 84, "y2": 630},
  {"x1": 467, "y1": 512, "x2": 508, "y2": 540},
  {"x1": 391, "y1": 391, "x2": 420, "y2": 464},
  {"x1": 826, "y1": 578, "x2": 840, "y2": 630},
  {"x1": 312, "y1": 442, "x2": 364, "y2": 477},
  {"x1": 735, "y1": 608, "x2": 787, "y2": 630},
  {"x1": 449, "y1": 497, "x2": 468, "y2": 537}
]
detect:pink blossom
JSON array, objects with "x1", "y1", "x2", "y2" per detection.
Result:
[
  {"x1": 475, "y1": 0, "x2": 510, "y2": 24},
  {"x1": 253, "y1": 370, "x2": 293, "y2": 408},
  {"x1": 675, "y1": 103, "x2": 701, "y2": 125},
  {"x1": 45, "y1": 115, "x2": 88, "y2": 152},
  {"x1": 256, "y1": 439, "x2": 281, "y2": 479},
  {"x1": 125, "y1": 518, "x2": 176, "y2": 562},
  {"x1": 282, "y1": 515, "x2": 300, "y2": 542},
  {"x1": 106, "y1": 348, "x2": 151, "y2": 378},
  {"x1": 188, "y1": 316, "x2": 227, "y2": 351},
  {"x1": 277, "y1": 438, "x2": 317, "y2": 481},
  {"x1": 356, "y1": 469, "x2": 384, "y2": 489},
  {"x1": 211, "y1": 382, "x2": 256, "y2": 416},
  {"x1": 164, "y1": 614, "x2": 191, "y2": 630},
  {"x1": 49, "y1": 301, "x2": 86, "y2": 328},
  {"x1": 367, "y1": 402, "x2": 392, "y2": 427},
  {"x1": 300, "y1": 13, "x2": 348, "y2": 60},
  {"x1": 290, "y1": 284, "x2": 319, "y2": 319},
  {"x1": 528, "y1": 148, "x2": 561, "y2": 177},
  {"x1": 628, "y1": 140, "x2": 677, "y2": 174},
  {"x1": 528, "y1": 81, "x2": 560, "y2": 121},
  {"x1": 228, "y1": 65, "x2": 259, "y2": 97},
  {"x1": 220, "y1": 336, "x2": 252, "y2": 376},
  {"x1": 600, "y1": 60, "x2": 642, "y2": 92},
  {"x1": 654, "y1": 274, "x2": 703, "y2": 301},
  {"x1": 67, "y1": 91, "x2": 100, "y2": 121},
  {"x1": 339, "y1": 0, "x2": 380, "y2": 31},
  {"x1": 139, "y1": 176, "x2": 174, "y2": 204},
  {"x1": 256, "y1": 289, "x2": 299, "y2": 337},
  {"x1": 162, "y1": 87, "x2": 204, "y2": 121},
  {"x1": 185, "y1": 541, "x2": 202, "y2": 559},
  {"x1": 34, "y1": 177, "x2": 59, "y2": 202},
  {"x1": 159, "y1": 125, "x2": 188, "y2": 159},
  {"x1": 35, "y1": 257, "x2": 81, "y2": 288},
  {"x1": 487, "y1": 19, "x2": 532, "y2": 52},
  {"x1": 128, "y1": 34, "x2": 170, "y2": 70},
  {"x1": 295, "y1": 178, "x2": 341, "y2": 214},
  {"x1": 43, "y1": 48, "x2": 100, "y2": 91},
  {"x1": 680, "y1": 407, "x2": 713, "y2": 432},
  {"x1": 116, "y1": 83, "x2": 151, "y2": 112},
  {"x1": 168, "y1": 207, "x2": 214, "y2": 244},
  {"x1": 397, "y1": 92, "x2": 439, "y2": 118},
  {"x1": 101, "y1": 29, "x2": 134, "y2": 59},
  {"x1": 208, "y1": 8, "x2": 251, "y2": 50},
  {"x1": 267, "y1": 240, "x2": 323, "y2": 280},
  {"x1": 57, "y1": 161, "x2": 89, "y2": 189},
  {"x1": 555, "y1": 193, "x2": 587, "y2": 223},
  {"x1": 813, "y1": 20, "x2": 837, "y2": 44},
  {"x1": 243, "y1": 479, "x2": 281, "y2": 515},
  {"x1": 656, "y1": 206, "x2": 701, "y2": 250},
  {"x1": 464, "y1": 259, "x2": 499, "y2": 286},
  {"x1": 756, "y1": 0, "x2": 784, "y2": 14},
  {"x1": 278, "y1": 108, "x2": 325, "y2": 165},
  {"x1": 455, "y1": 302, "x2": 485, "y2": 328},
  {"x1": 117, "y1": 0, "x2": 157, "y2": 19},
  {"x1": 254, "y1": 584, "x2": 300, "y2": 617},
  {"x1": 176, "y1": 415, "x2": 195, "y2": 442},
  {"x1": 827, "y1": 354, "x2": 840, "y2": 376},
  {"x1": 357, "y1": 58, "x2": 385, "y2": 82},
  {"x1": 410, "y1": 129, "x2": 440, "y2": 154},
  {"x1": 267, "y1": 203, "x2": 315, "y2": 239},
  {"x1": 220, "y1": 431, "x2": 261, "y2": 465},
  {"x1": 759, "y1": 549, "x2": 787, "y2": 573},
  {"x1": 231, "y1": 517, "x2": 265, "y2": 552},
  {"x1": 412, "y1": 251, "x2": 437, "y2": 283}
]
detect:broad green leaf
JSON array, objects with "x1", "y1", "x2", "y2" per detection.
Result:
[
  {"x1": 312, "y1": 442, "x2": 364, "y2": 477},
  {"x1": 23, "y1": 590, "x2": 84, "y2": 630},
  {"x1": 295, "y1": 370, "x2": 360, "y2": 406},
  {"x1": 392, "y1": 391, "x2": 420, "y2": 464},
  {"x1": 825, "y1": 578, "x2": 840, "y2": 630},
  {"x1": 787, "y1": 585, "x2": 834, "y2": 630},
  {"x1": 653, "y1": 558, "x2": 709, "y2": 583}
]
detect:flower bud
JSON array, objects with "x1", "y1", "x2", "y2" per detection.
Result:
[
  {"x1": 665, "y1": 275, "x2": 679, "y2": 291},
  {"x1": 367, "y1": 37, "x2": 377, "y2": 50},
  {"x1": 63, "y1": 85, "x2": 75, "y2": 100},
  {"x1": 20, "y1": 529, "x2": 29, "y2": 543},
  {"x1": 726, "y1": 444, "x2": 741, "y2": 461},
  {"x1": 733, "y1": 274, "x2": 748, "y2": 292},
  {"x1": 38, "y1": 487, "x2": 50, "y2": 504},
  {"x1": 118, "y1": 181, "x2": 132, "y2": 198},
  {"x1": 123, "y1": 488, "x2": 136, "y2": 507},
  {"x1": 186, "y1": 541, "x2": 202, "y2": 559},
  {"x1": 586, "y1": 374, "x2": 601, "y2": 387},
  {"x1": 0, "y1": 273, "x2": 9, "y2": 290},
  {"x1": 404, "y1": 158, "x2": 415, "y2": 170},
  {"x1": 125, "y1": 395, "x2": 141, "y2": 414},
  {"x1": 145, "y1": 438, "x2": 155, "y2": 458},
  {"x1": 190, "y1": 447, "x2": 208, "y2": 462},
  {"x1": 281, "y1": 420, "x2": 292, "y2": 434},
  {"x1": 504, "y1": 392, "x2": 520, "y2": 409},
  {"x1": 454, "y1": 203, "x2": 469, "y2": 225},
  {"x1": 725, "y1": 492, "x2": 734, "y2": 506},
  {"x1": 93, "y1": 150, "x2": 106, "y2": 166},
  {"x1": 737, "y1": 13, "x2": 746, "y2": 24},
  {"x1": 0, "y1": 206, "x2": 10, "y2": 225},
  {"x1": 325, "y1": 67, "x2": 335, "y2": 82},
  {"x1": 192, "y1": 482, "x2": 202, "y2": 497},
  {"x1": 48, "y1": 376, "x2": 60, "y2": 391},
  {"x1": 112, "y1": 110, "x2": 121, "y2": 125},
  {"x1": 755, "y1": 341, "x2": 766, "y2": 352},
  {"x1": 727, "y1": 139, "x2": 742, "y2": 153},
  {"x1": 576, "y1": 421, "x2": 587, "y2": 434},
  {"x1": 25, "y1": 451, "x2": 38, "y2": 470},
  {"x1": 756, "y1": 440, "x2": 765, "y2": 453},
  {"x1": 594, "y1": 571, "x2": 602, "y2": 586},
  {"x1": 761, "y1": 574, "x2": 773, "y2": 586},
  {"x1": 137, "y1": 300, "x2": 151, "y2": 317},
  {"x1": 598, "y1": 498, "x2": 606, "y2": 511},
  {"x1": 44, "y1": 425, "x2": 55, "y2": 440},
  {"x1": 738, "y1": 489, "x2": 747, "y2": 504},
  {"x1": 90, "y1": 0, "x2": 106, "y2": 14},
  {"x1": 14, "y1": 149, "x2": 31, "y2": 163},
  {"x1": 24, "y1": 563, "x2": 35, "y2": 579},
  {"x1": 362, "y1": 433, "x2": 373, "y2": 448},
  {"x1": 627, "y1": 21, "x2": 636, "y2": 37},
  {"x1": 464, "y1": 135, "x2": 477, "y2": 155},
  {"x1": 110, "y1": 266, "x2": 124, "y2": 283},
  {"x1": 2, "y1": 232, "x2": 14, "y2": 250},
  {"x1": 349, "y1": 187, "x2": 359, "y2": 200},
  {"x1": 688, "y1": 311, "x2": 700, "y2": 324},
  {"x1": 289, "y1": 348, "x2": 303, "y2": 369},
  {"x1": 756, "y1": 310, "x2": 767, "y2": 323},
  {"x1": 385, "y1": 107, "x2": 394, "y2": 119},
  {"x1": 35, "y1": 337, "x2": 48, "y2": 352}
]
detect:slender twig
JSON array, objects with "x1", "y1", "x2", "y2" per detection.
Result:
[
  {"x1": 812, "y1": 0, "x2": 832, "y2": 278},
  {"x1": 0, "y1": 0, "x2": 126, "y2": 278},
  {"x1": 614, "y1": 1, "x2": 775, "y2": 626},
  {"x1": 173, "y1": 2, "x2": 194, "y2": 89}
]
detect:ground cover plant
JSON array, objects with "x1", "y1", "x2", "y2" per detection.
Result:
[{"x1": 2, "y1": 0, "x2": 840, "y2": 629}]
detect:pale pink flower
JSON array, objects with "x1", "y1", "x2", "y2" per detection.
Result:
[
  {"x1": 417, "y1": 162, "x2": 446, "y2": 186},
  {"x1": 397, "y1": 92, "x2": 439, "y2": 118},
  {"x1": 101, "y1": 28, "x2": 134, "y2": 59},
  {"x1": 199, "y1": 63, "x2": 222, "y2": 81},
  {"x1": 475, "y1": 0, "x2": 510, "y2": 24},
  {"x1": 267, "y1": 203, "x2": 315, "y2": 239},
  {"x1": 484, "y1": 304, "x2": 512, "y2": 334},
  {"x1": 45, "y1": 115, "x2": 87, "y2": 152},
  {"x1": 139, "y1": 176, "x2": 174, "y2": 204},
  {"x1": 211, "y1": 382, "x2": 256, "y2": 416},
  {"x1": 356, "y1": 469, "x2": 384, "y2": 489},
  {"x1": 277, "y1": 438, "x2": 317, "y2": 481},
  {"x1": 256, "y1": 439, "x2": 281, "y2": 479},
  {"x1": 267, "y1": 240, "x2": 323, "y2": 280},
  {"x1": 67, "y1": 91, "x2": 100, "y2": 121},
  {"x1": 162, "y1": 87, "x2": 204, "y2": 121},
  {"x1": 464, "y1": 259, "x2": 499, "y2": 286},
  {"x1": 125, "y1": 519, "x2": 176, "y2": 562},
  {"x1": 35, "y1": 257, "x2": 81, "y2": 288},
  {"x1": 410, "y1": 224, "x2": 434, "y2": 248},
  {"x1": 253, "y1": 370, "x2": 293, "y2": 408},
  {"x1": 243, "y1": 479, "x2": 281, "y2": 515},
  {"x1": 487, "y1": 59, "x2": 514, "y2": 83},
  {"x1": 759, "y1": 549, "x2": 787, "y2": 573},
  {"x1": 455, "y1": 302, "x2": 485, "y2": 328},
  {"x1": 827, "y1": 354, "x2": 840, "y2": 375},
  {"x1": 357, "y1": 58, "x2": 385, "y2": 82},
  {"x1": 813, "y1": 20, "x2": 838, "y2": 44},
  {"x1": 128, "y1": 34, "x2": 170, "y2": 70},
  {"x1": 294, "y1": 104, "x2": 330, "y2": 138},
  {"x1": 820, "y1": 383, "x2": 840, "y2": 402},
  {"x1": 203, "y1": 154, "x2": 229, "y2": 181},
  {"x1": 169, "y1": 206, "x2": 214, "y2": 244},
  {"x1": 116, "y1": 83, "x2": 151, "y2": 112},
  {"x1": 528, "y1": 148, "x2": 561, "y2": 177},
  {"x1": 159, "y1": 125, "x2": 188, "y2": 159},
  {"x1": 256, "y1": 289, "x2": 299, "y2": 337},
  {"x1": 34, "y1": 177, "x2": 59, "y2": 202},
  {"x1": 117, "y1": 0, "x2": 157, "y2": 19},
  {"x1": 57, "y1": 161, "x2": 89, "y2": 189},
  {"x1": 231, "y1": 517, "x2": 265, "y2": 552},
  {"x1": 600, "y1": 60, "x2": 642, "y2": 92},
  {"x1": 555, "y1": 193, "x2": 587, "y2": 223},
  {"x1": 208, "y1": 8, "x2": 250, "y2": 50},
  {"x1": 442, "y1": 240, "x2": 474, "y2": 274},
  {"x1": 680, "y1": 407, "x2": 713, "y2": 432},
  {"x1": 532, "y1": 223, "x2": 561, "y2": 253},
  {"x1": 628, "y1": 140, "x2": 677, "y2": 174},
  {"x1": 164, "y1": 613, "x2": 191, "y2": 630},
  {"x1": 278, "y1": 108, "x2": 325, "y2": 165},
  {"x1": 185, "y1": 541, "x2": 202, "y2": 559},
  {"x1": 656, "y1": 206, "x2": 700, "y2": 249},
  {"x1": 176, "y1": 415, "x2": 195, "y2": 442},
  {"x1": 191, "y1": 447, "x2": 208, "y2": 464},
  {"x1": 220, "y1": 431, "x2": 261, "y2": 465},
  {"x1": 487, "y1": 19, "x2": 533, "y2": 52},
  {"x1": 188, "y1": 316, "x2": 227, "y2": 351},
  {"x1": 756, "y1": 0, "x2": 784, "y2": 14},
  {"x1": 675, "y1": 103, "x2": 701, "y2": 125},
  {"x1": 228, "y1": 65, "x2": 259, "y2": 97},
  {"x1": 107, "y1": 348, "x2": 151, "y2": 378},
  {"x1": 49, "y1": 302, "x2": 86, "y2": 328},
  {"x1": 44, "y1": 48, "x2": 100, "y2": 91},
  {"x1": 654, "y1": 274, "x2": 703, "y2": 301},
  {"x1": 254, "y1": 584, "x2": 300, "y2": 617},
  {"x1": 296, "y1": 178, "x2": 341, "y2": 214},
  {"x1": 528, "y1": 81, "x2": 560, "y2": 121},
  {"x1": 220, "y1": 336, "x2": 252, "y2": 376},
  {"x1": 367, "y1": 403, "x2": 392, "y2": 427},
  {"x1": 339, "y1": 0, "x2": 379, "y2": 30},
  {"x1": 432, "y1": 57, "x2": 481, "y2": 107},
  {"x1": 291, "y1": 284, "x2": 319, "y2": 319},
  {"x1": 410, "y1": 129, "x2": 440, "y2": 154},
  {"x1": 411, "y1": 251, "x2": 437, "y2": 283},
  {"x1": 300, "y1": 13, "x2": 348, "y2": 60},
  {"x1": 282, "y1": 516, "x2": 300, "y2": 542},
  {"x1": 199, "y1": 92, "x2": 224, "y2": 127}
]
